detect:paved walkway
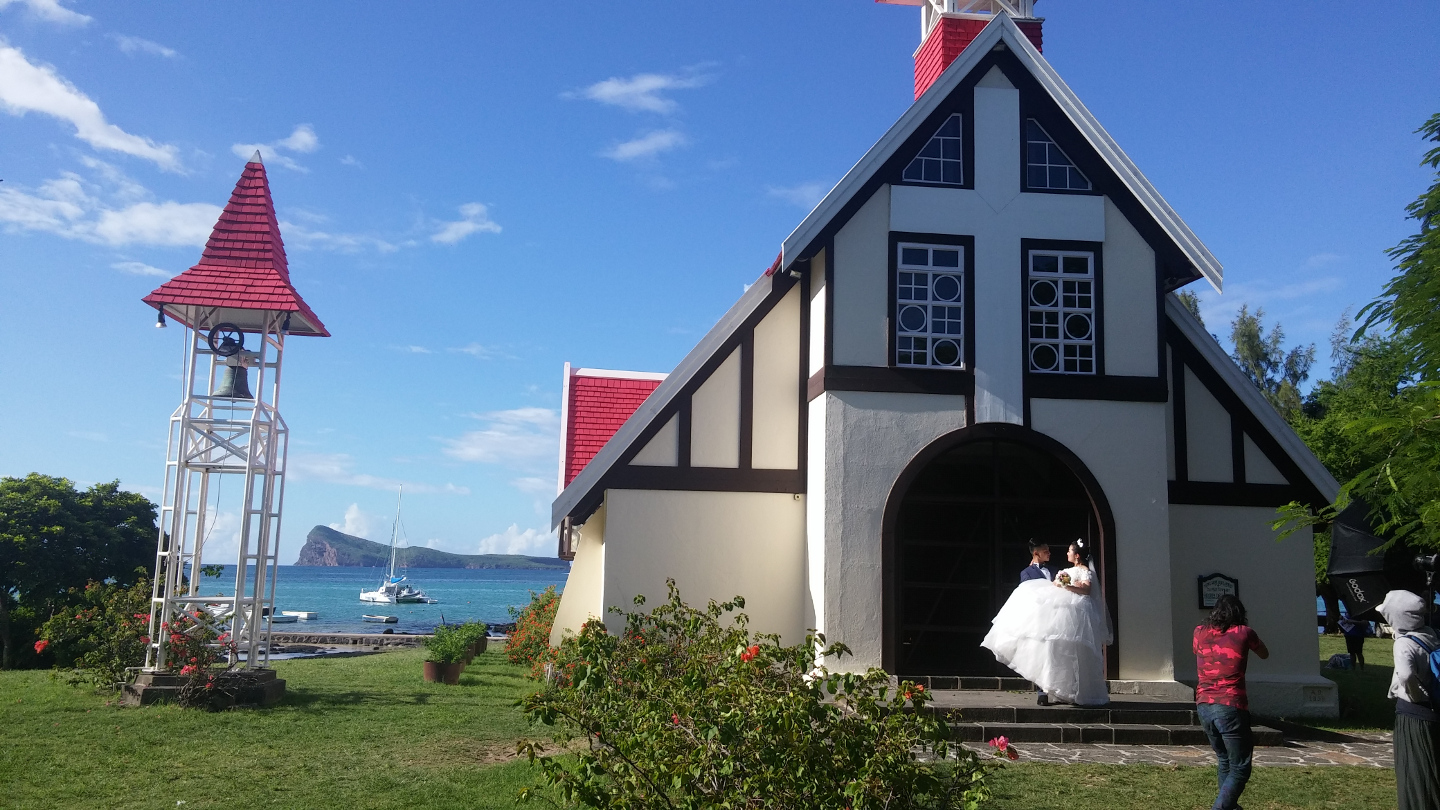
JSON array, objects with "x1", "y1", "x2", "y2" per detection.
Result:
[{"x1": 958, "y1": 733, "x2": 1393, "y2": 768}]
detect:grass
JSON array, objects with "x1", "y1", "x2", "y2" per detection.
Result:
[
  {"x1": 986, "y1": 763, "x2": 1395, "y2": 809},
  {"x1": 0, "y1": 648, "x2": 553, "y2": 809},
  {"x1": 1317, "y1": 634, "x2": 1396, "y2": 732}
]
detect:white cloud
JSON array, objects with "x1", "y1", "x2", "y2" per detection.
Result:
[
  {"x1": 109, "y1": 34, "x2": 177, "y2": 58},
  {"x1": 328, "y1": 503, "x2": 380, "y2": 540},
  {"x1": 232, "y1": 124, "x2": 319, "y2": 172},
  {"x1": 112, "y1": 260, "x2": 169, "y2": 277},
  {"x1": 0, "y1": 0, "x2": 90, "y2": 26},
  {"x1": 571, "y1": 71, "x2": 708, "y2": 114},
  {"x1": 431, "y1": 202, "x2": 501, "y2": 244},
  {"x1": 511, "y1": 476, "x2": 555, "y2": 496},
  {"x1": 339, "y1": 154, "x2": 362, "y2": 168},
  {"x1": 441, "y1": 408, "x2": 559, "y2": 467},
  {"x1": 602, "y1": 129, "x2": 685, "y2": 162},
  {"x1": 68, "y1": 430, "x2": 107, "y2": 442},
  {"x1": 476, "y1": 524, "x2": 555, "y2": 557},
  {"x1": 449, "y1": 343, "x2": 498, "y2": 359},
  {"x1": 281, "y1": 220, "x2": 398, "y2": 253},
  {"x1": 0, "y1": 41, "x2": 181, "y2": 170},
  {"x1": 289, "y1": 453, "x2": 471, "y2": 495},
  {"x1": 396, "y1": 345, "x2": 432, "y2": 354},
  {"x1": 767, "y1": 182, "x2": 829, "y2": 210},
  {"x1": 0, "y1": 170, "x2": 220, "y2": 246}
]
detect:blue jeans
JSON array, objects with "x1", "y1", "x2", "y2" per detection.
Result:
[{"x1": 1197, "y1": 702, "x2": 1253, "y2": 810}]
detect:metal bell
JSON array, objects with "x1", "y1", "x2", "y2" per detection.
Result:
[{"x1": 213, "y1": 363, "x2": 253, "y2": 399}]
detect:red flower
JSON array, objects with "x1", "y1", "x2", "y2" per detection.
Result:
[
  {"x1": 672, "y1": 713, "x2": 680, "y2": 725},
  {"x1": 141, "y1": 636, "x2": 150, "y2": 645},
  {"x1": 740, "y1": 645, "x2": 760, "y2": 663},
  {"x1": 180, "y1": 664, "x2": 197, "y2": 675},
  {"x1": 33, "y1": 639, "x2": 49, "y2": 654}
]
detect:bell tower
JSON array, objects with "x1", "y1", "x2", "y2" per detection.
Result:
[
  {"x1": 138, "y1": 153, "x2": 329, "y2": 683},
  {"x1": 877, "y1": 0, "x2": 1044, "y2": 99}
]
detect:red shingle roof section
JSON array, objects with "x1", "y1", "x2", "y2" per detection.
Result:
[
  {"x1": 563, "y1": 373, "x2": 664, "y2": 487},
  {"x1": 142, "y1": 158, "x2": 329, "y2": 337}
]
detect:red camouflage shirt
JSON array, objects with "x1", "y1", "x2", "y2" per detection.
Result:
[{"x1": 1193, "y1": 625, "x2": 1262, "y2": 710}]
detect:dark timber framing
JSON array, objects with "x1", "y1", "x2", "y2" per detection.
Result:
[
  {"x1": 888, "y1": 232, "x2": 977, "y2": 374},
  {"x1": 880, "y1": 422, "x2": 1121, "y2": 678},
  {"x1": 1165, "y1": 320, "x2": 1327, "y2": 509}
]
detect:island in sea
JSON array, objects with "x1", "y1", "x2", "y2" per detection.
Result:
[{"x1": 296, "y1": 525, "x2": 570, "y2": 570}]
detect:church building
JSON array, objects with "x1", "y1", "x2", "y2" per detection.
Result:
[{"x1": 549, "y1": 3, "x2": 1339, "y2": 717}]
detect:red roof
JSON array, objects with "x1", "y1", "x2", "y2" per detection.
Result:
[
  {"x1": 561, "y1": 369, "x2": 665, "y2": 488},
  {"x1": 142, "y1": 156, "x2": 329, "y2": 337}
]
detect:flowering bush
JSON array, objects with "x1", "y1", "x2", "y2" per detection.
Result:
[
  {"x1": 517, "y1": 580, "x2": 993, "y2": 808},
  {"x1": 36, "y1": 576, "x2": 151, "y2": 686},
  {"x1": 987, "y1": 736, "x2": 1019, "y2": 761},
  {"x1": 507, "y1": 585, "x2": 560, "y2": 678}
]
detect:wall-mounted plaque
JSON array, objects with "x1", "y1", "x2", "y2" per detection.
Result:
[{"x1": 1198, "y1": 573, "x2": 1239, "y2": 609}]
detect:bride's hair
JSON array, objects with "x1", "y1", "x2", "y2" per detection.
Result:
[{"x1": 1069, "y1": 538, "x2": 1092, "y2": 565}]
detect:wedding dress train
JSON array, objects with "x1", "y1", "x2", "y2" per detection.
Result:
[{"x1": 980, "y1": 566, "x2": 1113, "y2": 706}]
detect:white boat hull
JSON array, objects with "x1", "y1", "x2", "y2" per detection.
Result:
[
  {"x1": 362, "y1": 614, "x2": 398, "y2": 623},
  {"x1": 281, "y1": 611, "x2": 317, "y2": 620}
]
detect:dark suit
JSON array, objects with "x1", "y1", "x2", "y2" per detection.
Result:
[{"x1": 1019, "y1": 562, "x2": 1053, "y2": 583}]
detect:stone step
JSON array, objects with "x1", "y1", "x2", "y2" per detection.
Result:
[
  {"x1": 949, "y1": 721, "x2": 1285, "y2": 747},
  {"x1": 938, "y1": 703, "x2": 1199, "y2": 726}
]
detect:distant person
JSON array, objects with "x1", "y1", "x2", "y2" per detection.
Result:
[
  {"x1": 1018, "y1": 539, "x2": 1053, "y2": 704},
  {"x1": 1337, "y1": 614, "x2": 1368, "y2": 671},
  {"x1": 1019, "y1": 539, "x2": 1054, "y2": 584},
  {"x1": 1376, "y1": 590, "x2": 1440, "y2": 810},
  {"x1": 1193, "y1": 594, "x2": 1269, "y2": 810}
]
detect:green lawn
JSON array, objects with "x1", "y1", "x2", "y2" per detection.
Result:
[
  {"x1": 987, "y1": 763, "x2": 1394, "y2": 809},
  {"x1": 0, "y1": 649, "x2": 552, "y2": 809},
  {"x1": 1317, "y1": 633, "x2": 1397, "y2": 732}
]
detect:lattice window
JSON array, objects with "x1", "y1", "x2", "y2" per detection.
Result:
[
  {"x1": 1027, "y1": 251, "x2": 1095, "y2": 374},
  {"x1": 1025, "y1": 119, "x2": 1091, "y2": 191},
  {"x1": 895, "y1": 243, "x2": 964, "y2": 368},
  {"x1": 902, "y1": 114, "x2": 963, "y2": 186}
]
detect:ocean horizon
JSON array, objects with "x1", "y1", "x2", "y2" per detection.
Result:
[{"x1": 194, "y1": 564, "x2": 568, "y2": 635}]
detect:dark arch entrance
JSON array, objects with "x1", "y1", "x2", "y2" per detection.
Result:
[{"x1": 882, "y1": 423, "x2": 1118, "y2": 678}]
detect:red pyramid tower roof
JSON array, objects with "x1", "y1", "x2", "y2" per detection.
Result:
[{"x1": 143, "y1": 155, "x2": 329, "y2": 337}]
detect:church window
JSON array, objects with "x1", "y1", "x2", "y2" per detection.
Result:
[
  {"x1": 895, "y1": 243, "x2": 965, "y2": 368},
  {"x1": 1025, "y1": 119, "x2": 1091, "y2": 191},
  {"x1": 902, "y1": 114, "x2": 963, "y2": 186},
  {"x1": 1028, "y1": 250, "x2": 1095, "y2": 374}
]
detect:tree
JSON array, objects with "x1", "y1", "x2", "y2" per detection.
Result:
[
  {"x1": 1278, "y1": 113, "x2": 1440, "y2": 553},
  {"x1": 0, "y1": 474, "x2": 155, "y2": 669},
  {"x1": 1175, "y1": 289, "x2": 1204, "y2": 325},
  {"x1": 1230, "y1": 304, "x2": 1315, "y2": 419}
]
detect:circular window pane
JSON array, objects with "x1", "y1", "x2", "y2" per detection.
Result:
[
  {"x1": 1030, "y1": 279, "x2": 1057, "y2": 307},
  {"x1": 1064, "y1": 313, "x2": 1092, "y2": 340},
  {"x1": 899, "y1": 305, "x2": 927, "y2": 332},
  {"x1": 933, "y1": 339, "x2": 960, "y2": 366},
  {"x1": 933, "y1": 274, "x2": 961, "y2": 302},
  {"x1": 1031, "y1": 343, "x2": 1059, "y2": 371}
]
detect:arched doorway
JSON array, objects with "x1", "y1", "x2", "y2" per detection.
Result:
[{"x1": 882, "y1": 424, "x2": 1117, "y2": 677}]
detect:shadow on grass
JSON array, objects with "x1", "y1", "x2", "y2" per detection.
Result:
[
  {"x1": 282, "y1": 689, "x2": 435, "y2": 709},
  {"x1": 1321, "y1": 662, "x2": 1397, "y2": 731}
]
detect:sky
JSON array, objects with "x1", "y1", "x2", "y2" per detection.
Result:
[{"x1": 1, "y1": 1, "x2": 1437, "y2": 565}]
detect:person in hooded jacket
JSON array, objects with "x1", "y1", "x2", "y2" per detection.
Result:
[{"x1": 1376, "y1": 590, "x2": 1440, "y2": 810}]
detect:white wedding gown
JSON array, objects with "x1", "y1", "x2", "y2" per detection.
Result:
[{"x1": 981, "y1": 566, "x2": 1113, "y2": 706}]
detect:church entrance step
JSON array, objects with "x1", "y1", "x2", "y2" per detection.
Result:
[
  {"x1": 937, "y1": 702, "x2": 1198, "y2": 726},
  {"x1": 947, "y1": 720, "x2": 1285, "y2": 747}
]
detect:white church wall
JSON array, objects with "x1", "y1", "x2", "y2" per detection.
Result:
[
  {"x1": 602, "y1": 489, "x2": 808, "y2": 644},
  {"x1": 630, "y1": 414, "x2": 678, "y2": 467},
  {"x1": 809, "y1": 248, "x2": 827, "y2": 377},
  {"x1": 690, "y1": 348, "x2": 741, "y2": 467},
  {"x1": 1101, "y1": 198, "x2": 1158, "y2": 377},
  {"x1": 1184, "y1": 367, "x2": 1233, "y2": 482},
  {"x1": 1029, "y1": 398, "x2": 1175, "y2": 681},
  {"x1": 806, "y1": 396, "x2": 827, "y2": 633},
  {"x1": 820, "y1": 390, "x2": 968, "y2": 670},
  {"x1": 1168, "y1": 504, "x2": 1337, "y2": 717},
  {"x1": 752, "y1": 285, "x2": 801, "y2": 469},
  {"x1": 1243, "y1": 435, "x2": 1289, "y2": 485},
  {"x1": 550, "y1": 503, "x2": 607, "y2": 646},
  {"x1": 832, "y1": 187, "x2": 890, "y2": 368},
  {"x1": 973, "y1": 67, "x2": 1020, "y2": 212},
  {"x1": 1164, "y1": 347, "x2": 1177, "y2": 479}
]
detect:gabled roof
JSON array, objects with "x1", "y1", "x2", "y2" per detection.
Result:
[
  {"x1": 143, "y1": 155, "x2": 329, "y2": 337},
  {"x1": 552, "y1": 277, "x2": 778, "y2": 527},
  {"x1": 558, "y1": 366, "x2": 667, "y2": 493},
  {"x1": 1165, "y1": 294, "x2": 1338, "y2": 500},
  {"x1": 781, "y1": 13, "x2": 1223, "y2": 293}
]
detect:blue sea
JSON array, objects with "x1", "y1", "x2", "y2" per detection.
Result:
[{"x1": 197, "y1": 565, "x2": 568, "y2": 634}]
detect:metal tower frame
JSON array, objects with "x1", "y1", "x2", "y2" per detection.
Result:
[{"x1": 144, "y1": 308, "x2": 290, "y2": 671}]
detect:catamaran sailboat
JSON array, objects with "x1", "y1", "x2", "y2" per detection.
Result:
[{"x1": 359, "y1": 487, "x2": 437, "y2": 604}]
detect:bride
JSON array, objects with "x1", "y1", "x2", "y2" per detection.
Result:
[{"x1": 981, "y1": 538, "x2": 1112, "y2": 706}]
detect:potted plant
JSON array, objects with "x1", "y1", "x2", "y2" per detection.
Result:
[
  {"x1": 422, "y1": 625, "x2": 466, "y2": 684},
  {"x1": 458, "y1": 621, "x2": 488, "y2": 659}
]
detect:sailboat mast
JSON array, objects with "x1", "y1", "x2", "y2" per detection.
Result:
[{"x1": 387, "y1": 486, "x2": 404, "y2": 580}]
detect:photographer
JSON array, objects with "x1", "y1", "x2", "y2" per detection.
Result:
[{"x1": 1376, "y1": 590, "x2": 1440, "y2": 810}]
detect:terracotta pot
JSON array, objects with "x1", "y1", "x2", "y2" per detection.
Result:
[
  {"x1": 472, "y1": 636, "x2": 488, "y2": 656},
  {"x1": 423, "y1": 661, "x2": 465, "y2": 685}
]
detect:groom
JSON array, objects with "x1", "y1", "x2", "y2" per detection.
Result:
[{"x1": 1019, "y1": 539, "x2": 1054, "y2": 705}]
